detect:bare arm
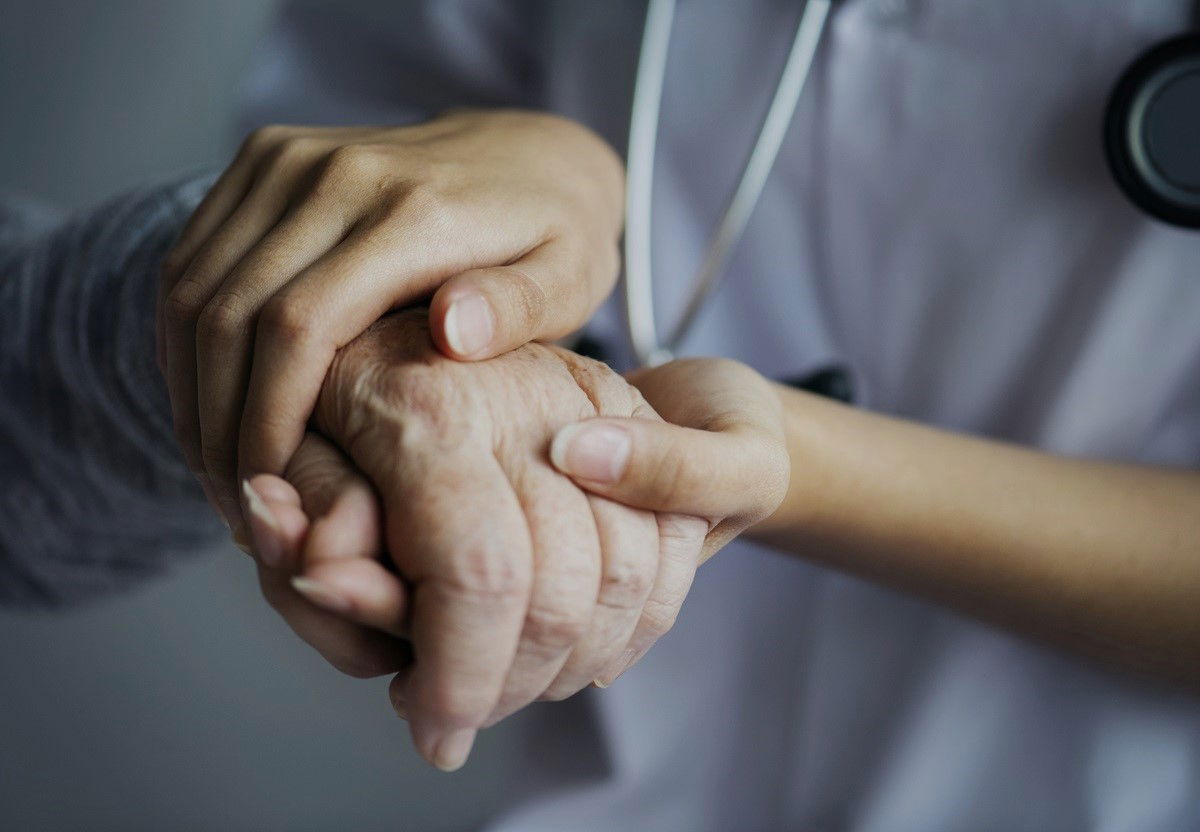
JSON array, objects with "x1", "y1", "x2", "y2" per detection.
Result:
[
  {"x1": 547, "y1": 361, "x2": 1200, "y2": 688},
  {"x1": 752, "y1": 384, "x2": 1200, "y2": 687}
]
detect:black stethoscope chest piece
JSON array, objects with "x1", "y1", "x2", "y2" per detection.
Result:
[{"x1": 1106, "y1": 34, "x2": 1200, "y2": 229}]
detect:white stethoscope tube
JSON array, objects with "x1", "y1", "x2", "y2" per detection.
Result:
[{"x1": 623, "y1": 0, "x2": 834, "y2": 367}]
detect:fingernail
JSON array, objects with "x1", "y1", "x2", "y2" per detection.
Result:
[
  {"x1": 443, "y1": 294, "x2": 494, "y2": 357},
  {"x1": 550, "y1": 423, "x2": 631, "y2": 483},
  {"x1": 291, "y1": 576, "x2": 353, "y2": 614},
  {"x1": 594, "y1": 647, "x2": 637, "y2": 688},
  {"x1": 433, "y1": 728, "x2": 476, "y2": 772},
  {"x1": 241, "y1": 479, "x2": 283, "y2": 568}
]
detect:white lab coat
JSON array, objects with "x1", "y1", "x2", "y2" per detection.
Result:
[{"x1": 241, "y1": 1, "x2": 1200, "y2": 828}]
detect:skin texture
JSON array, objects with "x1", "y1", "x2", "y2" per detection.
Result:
[
  {"x1": 249, "y1": 310, "x2": 1200, "y2": 781},
  {"x1": 552, "y1": 377, "x2": 1200, "y2": 689},
  {"x1": 749, "y1": 385, "x2": 1200, "y2": 690},
  {"x1": 245, "y1": 310, "x2": 714, "y2": 771},
  {"x1": 154, "y1": 105, "x2": 1200, "y2": 774},
  {"x1": 156, "y1": 109, "x2": 625, "y2": 537}
]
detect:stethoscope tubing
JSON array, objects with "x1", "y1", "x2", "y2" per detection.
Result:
[{"x1": 622, "y1": 0, "x2": 834, "y2": 367}]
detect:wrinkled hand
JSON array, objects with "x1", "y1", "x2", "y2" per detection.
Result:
[
  {"x1": 156, "y1": 109, "x2": 624, "y2": 537},
  {"x1": 549, "y1": 358, "x2": 790, "y2": 561},
  {"x1": 245, "y1": 310, "x2": 706, "y2": 771}
]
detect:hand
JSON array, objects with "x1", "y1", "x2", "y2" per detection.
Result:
[
  {"x1": 549, "y1": 358, "x2": 789, "y2": 563},
  {"x1": 156, "y1": 109, "x2": 624, "y2": 535},
  {"x1": 245, "y1": 311, "x2": 706, "y2": 771},
  {"x1": 248, "y1": 433, "x2": 411, "y2": 680}
]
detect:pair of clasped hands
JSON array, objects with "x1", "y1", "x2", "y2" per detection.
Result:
[{"x1": 156, "y1": 110, "x2": 789, "y2": 771}]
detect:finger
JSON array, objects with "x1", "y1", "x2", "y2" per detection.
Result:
[
  {"x1": 243, "y1": 474, "x2": 309, "y2": 571},
  {"x1": 258, "y1": 564, "x2": 409, "y2": 680},
  {"x1": 428, "y1": 238, "x2": 597, "y2": 361},
  {"x1": 196, "y1": 199, "x2": 353, "y2": 527},
  {"x1": 282, "y1": 435, "x2": 408, "y2": 636},
  {"x1": 162, "y1": 174, "x2": 294, "y2": 520},
  {"x1": 159, "y1": 128, "x2": 288, "y2": 286},
  {"x1": 236, "y1": 198, "x2": 543, "y2": 483},
  {"x1": 297, "y1": 558, "x2": 410, "y2": 638},
  {"x1": 297, "y1": 494, "x2": 403, "y2": 631},
  {"x1": 234, "y1": 220, "x2": 444, "y2": 484},
  {"x1": 375, "y1": 450, "x2": 532, "y2": 772},
  {"x1": 480, "y1": 467, "x2": 601, "y2": 728},
  {"x1": 389, "y1": 667, "x2": 476, "y2": 769},
  {"x1": 535, "y1": 494, "x2": 657, "y2": 705},
  {"x1": 248, "y1": 461, "x2": 410, "y2": 679},
  {"x1": 242, "y1": 432, "x2": 379, "y2": 571},
  {"x1": 594, "y1": 511, "x2": 706, "y2": 686},
  {"x1": 157, "y1": 152, "x2": 259, "y2": 373}
]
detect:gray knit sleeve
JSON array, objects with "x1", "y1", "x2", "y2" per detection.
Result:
[{"x1": 0, "y1": 175, "x2": 224, "y2": 607}]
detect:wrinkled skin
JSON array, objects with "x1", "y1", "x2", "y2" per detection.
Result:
[
  {"x1": 157, "y1": 110, "x2": 625, "y2": 537},
  {"x1": 256, "y1": 310, "x2": 708, "y2": 769}
]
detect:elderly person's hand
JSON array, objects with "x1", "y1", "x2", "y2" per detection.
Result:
[
  {"x1": 156, "y1": 109, "x2": 624, "y2": 540},
  {"x1": 243, "y1": 310, "x2": 707, "y2": 771}
]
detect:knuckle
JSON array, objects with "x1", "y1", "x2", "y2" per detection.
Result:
[
  {"x1": 163, "y1": 281, "x2": 206, "y2": 330},
  {"x1": 523, "y1": 602, "x2": 589, "y2": 653},
  {"x1": 503, "y1": 266, "x2": 549, "y2": 334},
  {"x1": 440, "y1": 546, "x2": 529, "y2": 602},
  {"x1": 322, "y1": 144, "x2": 383, "y2": 184},
  {"x1": 389, "y1": 180, "x2": 454, "y2": 229},
  {"x1": 420, "y1": 684, "x2": 489, "y2": 728},
  {"x1": 598, "y1": 554, "x2": 654, "y2": 609},
  {"x1": 260, "y1": 293, "x2": 318, "y2": 346},
  {"x1": 196, "y1": 291, "x2": 249, "y2": 343},
  {"x1": 272, "y1": 134, "x2": 322, "y2": 169},
  {"x1": 241, "y1": 124, "x2": 289, "y2": 155},
  {"x1": 648, "y1": 448, "x2": 692, "y2": 505}
]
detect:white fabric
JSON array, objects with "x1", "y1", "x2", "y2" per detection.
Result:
[{"x1": 242, "y1": 2, "x2": 1200, "y2": 828}]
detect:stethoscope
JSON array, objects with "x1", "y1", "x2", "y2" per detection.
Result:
[{"x1": 622, "y1": 0, "x2": 1200, "y2": 370}]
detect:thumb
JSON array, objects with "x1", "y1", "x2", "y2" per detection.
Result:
[
  {"x1": 428, "y1": 239, "x2": 601, "y2": 360},
  {"x1": 549, "y1": 416, "x2": 784, "y2": 522}
]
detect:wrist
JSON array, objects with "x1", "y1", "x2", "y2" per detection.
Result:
[{"x1": 745, "y1": 383, "x2": 847, "y2": 547}]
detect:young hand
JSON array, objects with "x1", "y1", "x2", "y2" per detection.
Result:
[
  {"x1": 156, "y1": 109, "x2": 624, "y2": 536},
  {"x1": 550, "y1": 358, "x2": 789, "y2": 565}
]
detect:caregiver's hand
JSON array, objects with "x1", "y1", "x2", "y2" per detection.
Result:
[
  {"x1": 157, "y1": 109, "x2": 624, "y2": 534},
  {"x1": 550, "y1": 358, "x2": 790, "y2": 563},
  {"x1": 258, "y1": 310, "x2": 705, "y2": 771}
]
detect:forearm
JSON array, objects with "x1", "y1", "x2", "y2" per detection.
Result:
[
  {"x1": 0, "y1": 178, "x2": 219, "y2": 605},
  {"x1": 751, "y1": 384, "x2": 1200, "y2": 686}
]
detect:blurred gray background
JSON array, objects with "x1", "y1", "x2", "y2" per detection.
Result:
[{"x1": 0, "y1": 2, "x2": 538, "y2": 829}]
